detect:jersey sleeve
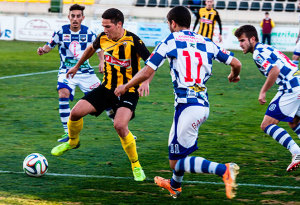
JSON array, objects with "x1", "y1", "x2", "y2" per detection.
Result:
[
  {"x1": 93, "y1": 32, "x2": 104, "y2": 50},
  {"x1": 46, "y1": 30, "x2": 60, "y2": 49},
  {"x1": 145, "y1": 35, "x2": 170, "y2": 71},
  {"x1": 91, "y1": 31, "x2": 101, "y2": 53},
  {"x1": 212, "y1": 42, "x2": 233, "y2": 65},
  {"x1": 132, "y1": 34, "x2": 151, "y2": 61},
  {"x1": 215, "y1": 10, "x2": 222, "y2": 35}
]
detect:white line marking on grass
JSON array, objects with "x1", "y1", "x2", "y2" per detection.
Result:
[
  {"x1": 0, "y1": 70, "x2": 57, "y2": 80},
  {"x1": 0, "y1": 66, "x2": 99, "y2": 80},
  {"x1": 1, "y1": 170, "x2": 300, "y2": 190}
]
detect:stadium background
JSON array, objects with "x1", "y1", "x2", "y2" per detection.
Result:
[{"x1": 0, "y1": 0, "x2": 299, "y2": 51}]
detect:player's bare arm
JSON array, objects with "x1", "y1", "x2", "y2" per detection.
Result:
[
  {"x1": 37, "y1": 45, "x2": 51, "y2": 55},
  {"x1": 115, "y1": 65, "x2": 155, "y2": 96},
  {"x1": 228, "y1": 57, "x2": 242, "y2": 83},
  {"x1": 67, "y1": 44, "x2": 96, "y2": 78},
  {"x1": 98, "y1": 50, "x2": 105, "y2": 73},
  {"x1": 258, "y1": 66, "x2": 280, "y2": 105},
  {"x1": 138, "y1": 71, "x2": 155, "y2": 97}
]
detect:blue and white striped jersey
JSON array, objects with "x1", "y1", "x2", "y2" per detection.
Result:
[
  {"x1": 146, "y1": 30, "x2": 233, "y2": 106},
  {"x1": 47, "y1": 24, "x2": 96, "y2": 75},
  {"x1": 253, "y1": 43, "x2": 299, "y2": 93}
]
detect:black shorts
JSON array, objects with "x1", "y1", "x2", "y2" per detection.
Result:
[{"x1": 82, "y1": 84, "x2": 139, "y2": 118}]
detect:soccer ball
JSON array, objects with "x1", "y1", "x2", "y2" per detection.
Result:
[{"x1": 23, "y1": 153, "x2": 48, "y2": 177}]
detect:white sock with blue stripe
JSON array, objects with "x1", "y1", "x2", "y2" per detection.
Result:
[
  {"x1": 59, "y1": 98, "x2": 70, "y2": 133},
  {"x1": 292, "y1": 123, "x2": 300, "y2": 139},
  {"x1": 264, "y1": 124, "x2": 300, "y2": 154},
  {"x1": 174, "y1": 156, "x2": 227, "y2": 177}
]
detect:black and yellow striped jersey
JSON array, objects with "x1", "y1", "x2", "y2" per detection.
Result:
[
  {"x1": 196, "y1": 8, "x2": 222, "y2": 40},
  {"x1": 93, "y1": 30, "x2": 150, "y2": 93}
]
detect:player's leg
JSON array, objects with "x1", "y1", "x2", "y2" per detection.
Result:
[
  {"x1": 114, "y1": 92, "x2": 145, "y2": 181},
  {"x1": 289, "y1": 115, "x2": 300, "y2": 138},
  {"x1": 155, "y1": 104, "x2": 239, "y2": 199},
  {"x1": 262, "y1": 92, "x2": 300, "y2": 171},
  {"x1": 51, "y1": 99, "x2": 96, "y2": 156},
  {"x1": 79, "y1": 74, "x2": 115, "y2": 122},
  {"x1": 114, "y1": 107, "x2": 145, "y2": 181},
  {"x1": 57, "y1": 74, "x2": 76, "y2": 142}
]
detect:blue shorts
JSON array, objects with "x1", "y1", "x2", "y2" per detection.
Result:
[{"x1": 266, "y1": 90, "x2": 300, "y2": 122}]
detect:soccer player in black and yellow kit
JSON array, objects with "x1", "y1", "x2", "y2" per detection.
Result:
[
  {"x1": 193, "y1": 0, "x2": 222, "y2": 42},
  {"x1": 51, "y1": 8, "x2": 152, "y2": 181}
]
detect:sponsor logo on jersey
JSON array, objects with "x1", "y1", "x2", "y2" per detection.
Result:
[
  {"x1": 256, "y1": 55, "x2": 264, "y2": 65},
  {"x1": 175, "y1": 35, "x2": 205, "y2": 43},
  {"x1": 200, "y1": 18, "x2": 213, "y2": 24},
  {"x1": 80, "y1": 34, "x2": 87, "y2": 42},
  {"x1": 293, "y1": 70, "x2": 300, "y2": 76},
  {"x1": 69, "y1": 41, "x2": 81, "y2": 58},
  {"x1": 269, "y1": 104, "x2": 276, "y2": 111},
  {"x1": 221, "y1": 48, "x2": 230, "y2": 55},
  {"x1": 63, "y1": 34, "x2": 71, "y2": 42},
  {"x1": 105, "y1": 55, "x2": 131, "y2": 68},
  {"x1": 262, "y1": 61, "x2": 270, "y2": 69}
]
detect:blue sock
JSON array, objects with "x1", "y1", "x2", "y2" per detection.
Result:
[
  {"x1": 264, "y1": 124, "x2": 300, "y2": 154},
  {"x1": 170, "y1": 169, "x2": 184, "y2": 188},
  {"x1": 292, "y1": 123, "x2": 300, "y2": 138},
  {"x1": 59, "y1": 98, "x2": 70, "y2": 133},
  {"x1": 174, "y1": 156, "x2": 227, "y2": 177}
]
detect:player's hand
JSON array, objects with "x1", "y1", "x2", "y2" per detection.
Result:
[
  {"x1": 66, "y1": 67, "x2": 79, "y2": 79},
  {"x1": 219, "y1": 34, "x2": 222, "y2": 43},
  {"x1": 99, "y1": 62, "x2": 104, "y2": 73},
  {"x1": 138, "y1": 81, "x2": 150, "y2": 97},
  {"x1": 258, "y1": 92, "x2": 266, "y2": 105},
  {"x1": 228, "y1": 73, "x2": 240, "y2": 83},
  {"x1": 114, "y1": 85, "x2": 127, "y2": 97},
  {"x1": 37, "y1": 47, "x2": 45, "y2": 55},
  {"x1": 296, "y1": 38, "x2": 300, "y2": 44}
]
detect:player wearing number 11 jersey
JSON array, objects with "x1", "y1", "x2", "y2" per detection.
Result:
[{"x1": 115, "y1": 6, "x2": 242, "y2": 199}]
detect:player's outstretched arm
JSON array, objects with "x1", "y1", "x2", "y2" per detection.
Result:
[
  {"x1": 228, "y1": 57, "x2": 242, "y2": 83},
  {"x1": 258, "y1": 66, "x2": 280, "y2": 105},
  {"x1": 115, "y1": 65, "x2": 155, "y2": 96},
  {"x1": 138, "y1": 71, "x2": 155, "y2": 97},
  {"x1": 67, "y1": 44, "x2": 96, "y2": 78},
  {"x1": 37, "y1": 45, "x2": 51, "y2": 55}
]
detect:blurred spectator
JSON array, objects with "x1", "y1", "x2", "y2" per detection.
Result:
[
  {"x1": 193, "y1": 0, "x2": 222, "y2": 43},
  {"x1": 260, "y1": 12, "x2": 275, "y2": 45}
]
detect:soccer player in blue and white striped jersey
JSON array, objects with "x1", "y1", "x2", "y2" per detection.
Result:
[
  {"x1": 235, "y1": 25, "x2": 300, "y2": 172},
  {"x1": 37, "y1": 4, "x2": 111, "y2": 142},
  {"x1": 115, "y1": 6, "x2": 242, "y2": 199}
]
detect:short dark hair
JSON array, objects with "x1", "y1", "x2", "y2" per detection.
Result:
[
  {"x1": 167, "y1": 6, "x2": 191, "y2": 28},
  {"x1": 69, "y1": 4, "x2": 85, "y2": 15},
  {"x1": 102, "y1": 8, "x2": 124, "y2": 25},
  {"x1": 234, "y1": 25, "x2": 259, "y2": 42}
]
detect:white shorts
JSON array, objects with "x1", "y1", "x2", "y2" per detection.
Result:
[
  {"x1": 294, "y1": 41, "x2": 300, "y2": 56},
  {"x1": 266, "y1": 90, "x2": 300, "y2": 122},
  {"x1": 57, "y1": 73, "x2": 100, "y2": 101},
  {"x1": 168, "y1": 103, "x2": 209, "y2": 160}
]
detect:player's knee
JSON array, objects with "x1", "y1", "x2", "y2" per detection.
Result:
[
  {"x1": 113, "y1": 121, "x2": 126, "y2": 133},
  {"x1": 58, "y1": 88, "x2": 70, "y2": 98},
  {"x1": 260, "y1": 121, "x2": 268, "y2": 131},
  {"x1": 69, "y1": 107, "x2": 81, "y2": 121}
]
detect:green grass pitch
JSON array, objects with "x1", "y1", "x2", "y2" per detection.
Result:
[{"x1": 0, "y1": 40, "x2": 300, "y2": 204}]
